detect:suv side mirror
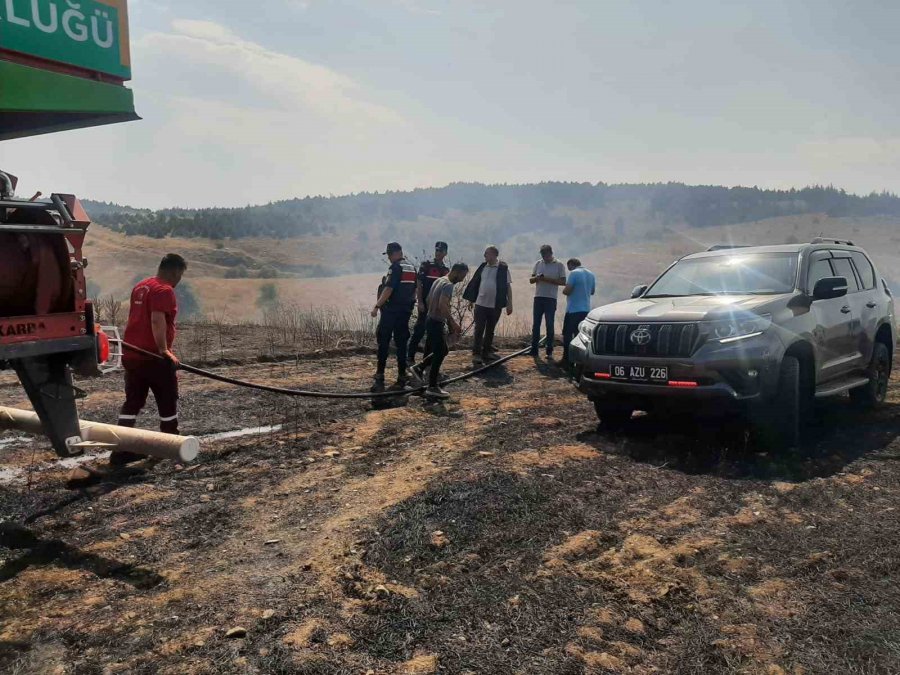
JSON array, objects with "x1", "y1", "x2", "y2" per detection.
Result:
[
  {"x1": 631, "y1": 284, "x2": 648, "y2": 298},
  {"x1": 812, "y1": 276, "x2": 848, "y2": 301}
]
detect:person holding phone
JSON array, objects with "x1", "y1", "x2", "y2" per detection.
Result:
[{"x1": 529, "y1": 244, "x2": 566, "y2": 358}]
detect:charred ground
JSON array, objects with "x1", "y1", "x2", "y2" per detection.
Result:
[{"x1": 1, "y1": 338, "x2": 899, "y2": 674}]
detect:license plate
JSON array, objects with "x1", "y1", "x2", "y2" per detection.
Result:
[{"x1": 610, "y1": 364, "x2": 668, "y2": 383}]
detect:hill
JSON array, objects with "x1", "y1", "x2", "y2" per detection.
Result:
[
  {"x1": 81, "y1": 212, "x2": 900, "y2": 323},
  {"x1": 83, "y1": 182, "x2": 900, "y2": 278}
]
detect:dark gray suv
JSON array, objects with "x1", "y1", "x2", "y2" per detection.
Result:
[{"x1": 569, "y1": 238, "x2": 896, "y2": 447}]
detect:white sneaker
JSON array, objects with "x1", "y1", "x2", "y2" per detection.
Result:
[{"x1": 425, "y1": 386, "x2": 450, "y2": 399}]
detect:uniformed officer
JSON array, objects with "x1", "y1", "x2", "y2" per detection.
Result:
[
  {"x1": 371, "y1": 242, "x2": 417, "y2": 390},
  {"x1": 408, "y1": 241, "x2": 450, "y2": 365}
]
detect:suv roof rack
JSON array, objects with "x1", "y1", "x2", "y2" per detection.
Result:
[
  {"x1": 706, "y1": 244, "x2": 751, "y2": 251},
  {"x1": 810, "y1": 237, "x2": 855, "y2": 246}
]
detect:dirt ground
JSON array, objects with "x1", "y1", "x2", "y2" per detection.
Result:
[{"x1": 1, "y1": 343, "x2": 899, "y2": 674}]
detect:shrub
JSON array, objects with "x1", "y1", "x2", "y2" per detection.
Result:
[
  {"x1": 176, "y1": 282, "x2": 202, "y2": 319},
  {"x1": 257, "y1": 282, "x2": 278, "y2": 308},
  {"x1": 258, "y1": 265, "x2": 280, "y2": 279},
  {"x1": 224, "y1": 265, "x2": 249, "y2": 279}
]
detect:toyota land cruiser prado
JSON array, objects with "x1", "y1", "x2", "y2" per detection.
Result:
[{"x1": 569, "y1": 238, "x2": 896, "y2": 447}]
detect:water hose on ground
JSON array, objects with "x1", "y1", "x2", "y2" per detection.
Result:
[{"x1": 121, "y1": 338, "x2": 545, "y2": 399}]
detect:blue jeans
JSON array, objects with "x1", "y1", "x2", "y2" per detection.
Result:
[{"x1": 531, "y1": 297, "x2": 557, "y2": 355}]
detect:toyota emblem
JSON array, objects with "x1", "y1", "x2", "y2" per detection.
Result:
[{"x1": 630, "y1": 326, "x2": 652, "y2": 346}]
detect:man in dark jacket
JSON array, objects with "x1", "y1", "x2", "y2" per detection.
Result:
[
  {"x1": 408, "y1": 241, "x2": 449, "y2": 365},
  {"x1": 371, "y1": 242, "x2": 417, "y2": 390},
  {"x1": 462, "y1": 245, "x2": 513, "y2": 365}
]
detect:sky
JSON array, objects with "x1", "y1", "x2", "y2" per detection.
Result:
[{"x1": 3, "y1": 0, "x2": 900, "y2": 208}]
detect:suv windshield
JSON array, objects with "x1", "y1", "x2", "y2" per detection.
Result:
[{"x1": 645, "y1": 252, "x2": 799, "y2": 297}]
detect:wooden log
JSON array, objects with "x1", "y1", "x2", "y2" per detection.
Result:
[{"x1": 0, "y1": 407, "x2": 199, "y2": 462}]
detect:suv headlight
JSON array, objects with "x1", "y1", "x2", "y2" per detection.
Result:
[
  {"x1": 579, "y1": 318, "x2": 598, "y2": 339},
  {"x1": 709, "y1": 314, "x2": 771, "y2": 343}
]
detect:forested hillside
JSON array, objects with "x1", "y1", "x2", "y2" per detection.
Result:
[{"x1": 86, "y1": 182, "x2": 900, "y2": 237}]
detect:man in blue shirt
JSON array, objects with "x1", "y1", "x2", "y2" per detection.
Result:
[{"x1": 560, "y1": 258, "x2": 596, "y2": 367}]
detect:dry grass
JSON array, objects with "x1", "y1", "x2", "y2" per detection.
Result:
[{"x1": 145, "y1": 301, "x2": 534, "y2": 365}]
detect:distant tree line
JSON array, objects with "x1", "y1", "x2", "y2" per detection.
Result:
[{"x1": 83, "y1": 182, "x2": 900, "y2": 240}]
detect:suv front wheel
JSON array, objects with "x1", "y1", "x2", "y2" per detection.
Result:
[{"x1": 755, "y1": 355, "x2": 801, "y2": 450}]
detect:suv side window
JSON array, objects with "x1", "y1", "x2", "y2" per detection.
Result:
[
  {"x1": 807, "y1": 257, "x2": 834, "y2": 293},
  {"x1": 850, "y1": 252, "x2": 876, "y2": 290},
  {"x1": 831, "y1": 256, "x2": 860, "y2": 293}
]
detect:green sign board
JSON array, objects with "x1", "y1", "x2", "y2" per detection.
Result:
[
  {"x1": 0, "y1": 0, "x2": 131, "y2": 80},
  {"x1": 0, "y1": 60, "x2": 139, "y2": 140}
]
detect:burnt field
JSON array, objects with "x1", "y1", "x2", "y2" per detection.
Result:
[{"x1": 1, "y1": 341, "x2": 899, "y2": 674}]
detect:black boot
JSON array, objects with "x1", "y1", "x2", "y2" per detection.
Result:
[{"x1": 370, "y1": 373, "x2": 386, "y2": 393}]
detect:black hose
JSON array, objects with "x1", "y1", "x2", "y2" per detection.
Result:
[{"x1": 121, "y1": 339, "x2": 541, "y2": 399}]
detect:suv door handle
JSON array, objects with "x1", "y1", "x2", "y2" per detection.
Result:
[
  {"x1": 866, "y1": 301, "x2": 877, "y2": 308},
  {"x1": 840, "y1": 305, "x2": 851, "y2": 314}
]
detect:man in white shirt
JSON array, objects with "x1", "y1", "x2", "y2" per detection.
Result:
[
  {"x1": 528, "y1": 244, "x2": 566, "y2": 358},
  {"x1": 462, "y1": 245, "x2": 514, "y2": 365}
]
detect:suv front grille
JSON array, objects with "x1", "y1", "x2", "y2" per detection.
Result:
[{"x1": 592, "y1": 322, "x2": 702, "y2": 358}]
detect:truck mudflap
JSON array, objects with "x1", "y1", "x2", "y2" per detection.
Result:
[{"x1": 11, "y1": 353, "x2": 84, "y2": 457}]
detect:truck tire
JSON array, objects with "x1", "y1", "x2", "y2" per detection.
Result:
[
  {"x1": 757, "y1": 356, "x2": 800, "y2": 450},
  {"x1": 593, "y1": 401, "x2": 633, "y2": 431},
  {"x1": 850, "y1": 342, "x2": 891, "y2": 409}
]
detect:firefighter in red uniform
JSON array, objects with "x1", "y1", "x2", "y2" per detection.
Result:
[
  {"x1": 371, "y1": 242, "x2": 417, "y2": 391},
  {"x1": 408, "y1": 241, "x2": 449, "y2": 365},
  {"x1": 112, "y1": 253, "x2": 187, "y2": 465}
]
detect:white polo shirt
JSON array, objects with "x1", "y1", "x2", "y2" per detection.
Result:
[{"x1": 532, "y1": 259, "x2": 566, "y2": 299}]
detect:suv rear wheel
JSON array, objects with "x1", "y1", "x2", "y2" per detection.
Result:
[
  {"x1": 592, "y1": 401, "x2": 633, "y2": 431},
  {"x1": 850, "y1": 342, "x2": 891, "y2": 409},
  {"x1": 756, "y1": 355, "x2": 801, "y2": 450}
]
